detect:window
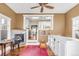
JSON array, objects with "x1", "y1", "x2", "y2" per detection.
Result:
[
  {"x1": 72, "y1": 16, "x2": 79, "y2": 38},
  {"x1": 0, "y1": 14, "x2": 11, "y2": 41}
]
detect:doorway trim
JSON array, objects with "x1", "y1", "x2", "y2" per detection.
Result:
[
  {"x1": 23, "y1": 15, "x2": 54, "y2": 45},
  {"x1": 23, "y1": 16, "x2": 39, "y2": 45}
]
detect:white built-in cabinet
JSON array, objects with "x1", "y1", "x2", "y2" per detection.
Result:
[
  {"x1": 48, "y1": 35, "x2": 60, "y2": 55},
  {"x1": 48, "y1": 35, "x2": 79, "y2": 56}
]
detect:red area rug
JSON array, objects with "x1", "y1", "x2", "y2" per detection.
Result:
[{"x1": 18, "y1": 45, "x2": 48, "y2": 56}]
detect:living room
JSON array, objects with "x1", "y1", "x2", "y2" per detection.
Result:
[{"x1": 0, "y1": 3, "x2": 79, "y2": 56}]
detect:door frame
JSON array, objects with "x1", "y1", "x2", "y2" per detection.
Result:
[
  {"x1": 23, "y1": 15, "x2": 54, "y2": 45},
  {"x1": 23, "y1": 15, "x2": 39, "y2": 45}
]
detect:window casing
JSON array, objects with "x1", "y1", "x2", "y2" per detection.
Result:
[{"x1": 0, "y1": 14, "x2": 11, "y2": 41}]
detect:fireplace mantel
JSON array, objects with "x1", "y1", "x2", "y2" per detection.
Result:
[
  {"x1": 12, "y1": 29, "x2": 25, "y2": 34},
  {"x1": 11, "y1": 29, "x2": 26, "y2": 46}
]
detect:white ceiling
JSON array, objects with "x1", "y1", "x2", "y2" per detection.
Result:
[{"x1": 6, "y1": 3, "x2": 78, "y2": 13}]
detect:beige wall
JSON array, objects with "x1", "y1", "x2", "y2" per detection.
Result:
[
  {"x1": 0, "y1": 3, "x2": 79, "y2": 37},
  {"x1": 0, "y1": 3, "x2": 66, "y2": 36},
  {"x1": 0, "y1": 3, "x2": 24, "y2": 29},
  {"x1": 14, "y1": 14, "x2": 66, "y2": 42},
  {"x1": 53, "y1": 14, "x2": 65, "y2": 36},
  {"x1": 38, "y1": 14, "x2": 65, "y2": 42},
  {"x1": 0, "y1": 3, "x2": 66, "y2": 42},
  {"x1": 16, "y1": 14, "x2": 23, "y2": 29},
  {"x1": 0, "y1": 3, "x2": 16, "y2": 29},
  {"x1": 65, "y1": 4, "x2": 79, "y2": 37},
  {"x1": 23, "y1": 14, "x2": 65, "y2": 36}
]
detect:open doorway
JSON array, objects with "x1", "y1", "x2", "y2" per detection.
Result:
[
  {"x1": 24, "y1": 15, "x2": 53, "y2": 45},
  {"x1": 28, "y1": 25, "x2": 38, "y2": 40}
]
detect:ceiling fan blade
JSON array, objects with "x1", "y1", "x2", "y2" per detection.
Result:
[
  {"x1": 45, "y1": 5, "x2": 54, "y2": 9},
  {"x1": 31, "y1": 6, "x2": 40, "y2": 9},
  {"x1": 40, "y1": 6, "x2": 43, "y2": 12},
  {"x1": 39, "y1": 3, "x2": 48, "y2": 6},
  {"x1": 44, "y1": 3, "x2": 48, "y2": 5}
]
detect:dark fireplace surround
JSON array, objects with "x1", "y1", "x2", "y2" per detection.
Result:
[{"x1": 15, "y1": 34, "x2": 24, "y2": 42}]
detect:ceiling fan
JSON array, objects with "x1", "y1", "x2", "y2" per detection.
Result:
[{"x1": 30, "y1": 3, "x2": 54, "y2": 13}]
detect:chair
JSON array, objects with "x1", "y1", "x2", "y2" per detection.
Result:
[
  {"x1": 12, "y1": 36, "x2": 21, "y2": 50},
  {"x1": 40, "y1": 39, "x2": 47, "y2": 48}
]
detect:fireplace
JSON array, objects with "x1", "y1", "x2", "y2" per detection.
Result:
[{"x1": 15, "y1": 34, "x2": 24, "y2": 42}]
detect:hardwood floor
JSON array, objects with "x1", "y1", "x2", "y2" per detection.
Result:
[
  {"x1": 47, "y1": 46, "x2": 55, "y2": 56},
  {"x1": 7, "y1": 45, "x2": 55, "y2": 56},
  {"x1": 7, "y1": 46, "x2": 25, "y2": 56}
]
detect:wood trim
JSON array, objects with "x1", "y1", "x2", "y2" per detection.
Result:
[
  {"x1": 18, "y1": 13, "x2": 65, "y2": 15},
  {"x1": 4, "y1": 3, "x2": 16, "y2": 14},
  {"x1": 65, "y1": 4, "x2": 79, "y2": 14}
]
